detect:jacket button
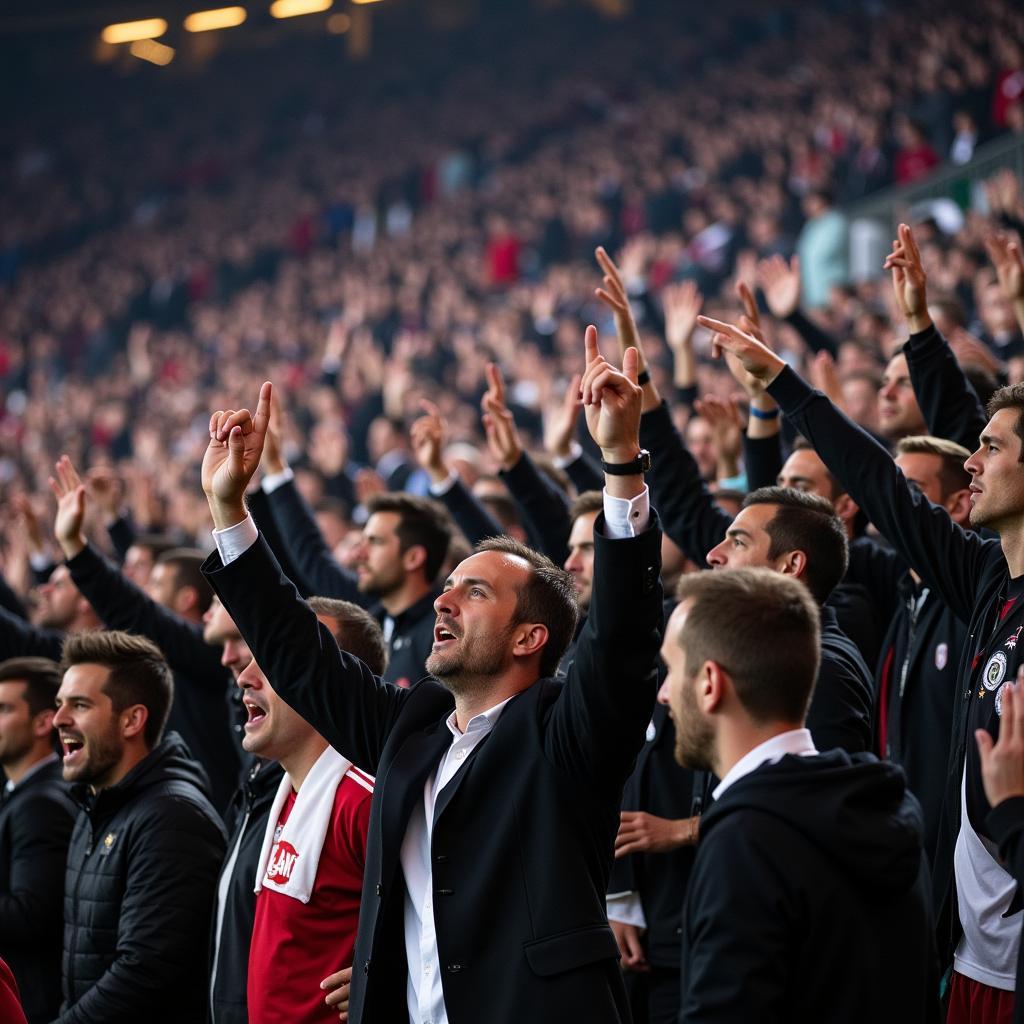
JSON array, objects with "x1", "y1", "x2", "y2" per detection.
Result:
[
  {"x1": 446, "y1": 963, "x2": 462, "y2": 974},
  {"x1": 375, "y1": 883, "x2": 383, "y2": 896},
  {"x1": 364, "y1": 960, "x2": 371, "y2": 975}
]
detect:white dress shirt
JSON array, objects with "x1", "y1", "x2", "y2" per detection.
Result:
[
  {"x1": 212, "y1": 485, "x2": 650, "y2": 1024},
  {"x1": 712, "y1": 728, "x2": 817, "y2": 801}
]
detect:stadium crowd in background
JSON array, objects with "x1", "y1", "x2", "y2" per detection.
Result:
[{"x1": 3, "y1": 0, "x2": 1024, "y2": 1019}]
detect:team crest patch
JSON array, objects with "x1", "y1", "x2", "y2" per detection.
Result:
[
  {"x1": 99, "y1": 832, "x2": 117, "y2": 856},
  {"x1": 1007, "y1": 627, "x2": 1024, "y2": 650},
  {"x1": 935, "y1": 643, "x2": 948, "y2": 670},
  {"x1": 983, "y1": 651, "x2": 1008, "y2": 691},
  {"x1": 266, "y1": 841, "x2": 299, "y2": 885}
]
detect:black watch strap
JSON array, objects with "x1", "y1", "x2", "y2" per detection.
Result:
[{"x1": 601, "y1": 448, "x2": 652, "y2": 476}]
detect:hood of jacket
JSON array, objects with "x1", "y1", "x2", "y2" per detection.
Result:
[{"x1": 701, "y1": 749, "x2": 923, "y2": 897}]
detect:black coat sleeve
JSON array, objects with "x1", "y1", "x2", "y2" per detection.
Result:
[
  {"x1": 0, "y1": 785, "x2": 74, "y2": 948},
  {"x1": 845, "y1": 537, "x2": 908, "y2": 632},
  {"x1": 105, "y1": 516, "x2": 137, "y2": 562},
  {"x1": 742, "y1": 433, "x2": 784, "y2": 492},
  {"x1": 66, "y1": 544, "x2": 225, "y2": 685},
  {"x1": 905, "y1": 324, "x2": 988, "y2": 452},
  {"x1": 543, "y1": 514, "x2": 664, "y2": 792},
  {"x1": 565, "y1": 452, "x2": 605, "y2": 495},
  {"x1": 0, "y1": 605, "x2": 63, "y2": 661},
  {"x1": 499, "y1": 452, "x2": 572, "y2": 563},
  {"x1": 639, "y1": 402, "x2": 731, "y2": 566},
  {"x1": 0, "y1": 576, "x2": 26, "y2": 620},
  {"x1": 55, "y1": 800, "x2": 225, "y2": 1023},
  {"x1": 767, "y1": 367, "x2": 998, "y2": 626},
  {"x1": 263, "y1": 479, "x2": 365, "y2": 603},
  {"x1": 809, "y1": 636, "x2": 873, "y2": 754},
  {"x1": 203, "y1": 536, "x2": 410, "y2": 775},
  {"x1": 988, "y1": 797, "x2": 1024, "y2": 885},
  {"x1": 434, "y1": 477, "x2": 506, "y2": 547}
]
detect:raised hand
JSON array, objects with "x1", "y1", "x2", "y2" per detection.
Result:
[
  {"x1": 85, "y1": 466, "x2": 124, "y2": 522},
  {"x1": 49, "y1": 455, "x2": 88, "y2": 559},
  {"x1": 410, "y1": 399, "x2": 450, "y2": 484},
  {"x1": 758, "y1": 254, "x2": 801, "y2": 320},
  {"x1": 595, "y1": 246, "x2": 646, "y2": 366},
  {"x1": 543, "y1": 373, "x2": 583, "y2": 460},
  {"x1": 11, "y1": 493, "x2": 47, "y2": 557},
  {"x1": 697, "y1": 315, "x2": 787, "y2": 387},
  {"x1": 202, "y1": 381, "x2": 273, "y2": 529},
  {"x1": 985, "y1": 232, "x2": 1024, "y2": 334},
  {"x1": 480, "y1": 363, "x2": 523, "y2": 472},
  {"x1": 977, "y1": 676, "x2": 1024, "y2": 809},
  {"x1": 808, "y1": 351, "x2": 846, "y2": 410},
  {"x1": 884, "y1": 223, "x2": 932, "y2": 334},
  {"x1": 580, "y1": 326, "x2": 643, "y2": 498},
  {"x1": 662, "y1": 279, "x2": 703, "y2": 353}
]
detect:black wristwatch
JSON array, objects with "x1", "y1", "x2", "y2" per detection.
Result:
[{"x1": 601, "y1": 448, "x2": 652, "y2": 476}]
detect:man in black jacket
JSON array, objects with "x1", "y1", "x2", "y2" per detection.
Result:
[
  {"x1": 199, "y1": 329, "x2": 662, "y2": 1024},
  {"x1": 0, "y1": 656, "x2": 75, "y2": 1024},
  {"x1": 699, "y1": 237, "x2": 1024, "y2": 1016},
  {"x1": 53, "y1": 630, "x2": 226, "y2": 1023},
  {"x1": 667, "y1": 567, "x2": 937, "y2": 1022}
]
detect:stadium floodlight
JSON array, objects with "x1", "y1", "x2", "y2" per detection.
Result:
[
  {"x1": 350, "y1": 0, "x2": 383, "y2": 5},
  {"x1": 270, "y1": 0, "x2": 333, "y2": 17},
  {"x1": 183, "y1": 6, "x2": 248, "y2": 31},
  {"x1": 101, "y1": 18, "x2": 168, "y2": 44},
  {"x1": 129, "y1": 39, "x2": 176, "y2": 65}
]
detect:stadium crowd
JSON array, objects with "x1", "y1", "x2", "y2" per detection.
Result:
[{"x1": 3, "y1": 0, "x2": 1024, "y2": 1020}]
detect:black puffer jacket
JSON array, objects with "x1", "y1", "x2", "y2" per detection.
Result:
[{"x1": 58, "y1": 733, "x2": 226, "y2": 1023}]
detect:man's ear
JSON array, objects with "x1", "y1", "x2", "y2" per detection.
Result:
[
  {"x1": 121, "y1": 704, "x2": 149, "y2": 742},
  {"x1": 775, "y1": 548, "x2": 808, "y2": 583},
  {"x1": 698, "y1": 660, "x2": 727, "y2": 715},
  {"x1": 511, "y1": 623, "x2": 548, "y2": 662},
  {"x1": 32, "y1": 708, "x2": 56, "y2": 741},
  {"x1": 833, "y1": 493, "x2": 858, "y2": 529},
  {"x1": 402, "y1": 544, "x2": 427, "y2": 575},
  {"x1": 944, "y1": 487, "x2": 972, "y2": 526}
]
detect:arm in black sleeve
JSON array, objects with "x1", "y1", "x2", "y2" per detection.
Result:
[
  {"x1": 263, "y1": 478, "x2": 365, "y2": 604},
  {"x1": 434, "y1": 476, "x2": 505, "y2": 547},
  {"x1": 639, "y1": 402, "x2": 731, "y2": 566},
  {"x1": 65, "y1": 544, "x2": 225, "y2": 684},
  {"x1": 105, "y1": 515, "x2": 136, "y2": 562},
  {"x1": 203, "y1": 535, "x2": 413, "y2": 774},
  {"x1": 845, "y1": 537, "x2": 908, "y2": 631},
  {"x1": 988, "y1": 797, "x2": 1024, "y2": 888},
  {"x1": 784, "y1": 309, "x2": 839, "y2": 357},
  {"x1": 905, "y1": 324, "x2": 988, "y2": 452},
  {"x1": 0, "y1": 576, "x2": 25, "y2": 620},
  {"x1": 564, "y1": 452, "x2": 605, "y2": 495},
  {"x1": 500, "y1": 452, "x2": 573, "y2": 564},
  {"x1": 767, "y1": 367, "x2": 998, "y2": 624},
  {"x1": 246, "y1": 488, "x2": 315, "y2": 598},
  {"x1": 0, "y1": 787, "x2": 74, "y2": 948},
  {"x1": 0, "y1": 605, "x2": 63, "y2": 661},
  {"x1": 742, "y1": 433, "x2": 784, "y2": 492}
]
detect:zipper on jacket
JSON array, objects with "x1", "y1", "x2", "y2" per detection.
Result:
[
  {"x1": 898, "y1": 591, "x2": 925, "y2": 699},
  {"x1": 68, "y1": 818, "x2": 96, "y2": 996}
]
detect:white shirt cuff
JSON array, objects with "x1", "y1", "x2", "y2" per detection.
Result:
[
  {"x1": 261, "y1": 467, "x2": 294, "y2": 494},
  {"x1": 429, "y1": 472, "x2": 458, "y2": 497},
  {"x1": 552, "y1": 440, "x2": 583, "y2": 470},
  {"x1": 602, "y1": 485, "x2": 650, "y2": 538},
  {"x1": 212, "y1": 515, "x2": 259, "y2": 565},
  {"x1": 606, "y1": 891, "x2": 647, "y2": 928},
  {"x1": 30, "y1": 552, "x2": 52, "y2": 571}
]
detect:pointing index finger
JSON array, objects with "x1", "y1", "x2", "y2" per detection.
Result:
[
  {"x1": 253, "y1": 381, "x2": 273, "y2": 436},
  {"x1": 584, "y1": 324, "x2": 600, "y2": 366}
]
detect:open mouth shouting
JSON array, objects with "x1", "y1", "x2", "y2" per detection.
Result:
[
  {"x1": 243, "y1": 698, "x2": 268, "y2": 732},
  {"x1": 433, "y1": 620, "x2": 460, "y2": 650},
  {"x1": 61, "y1": 734, "x2": 85, "y2": 766}
]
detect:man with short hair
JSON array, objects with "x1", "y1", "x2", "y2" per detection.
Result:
[
  {"x1": 879, "y1": 349, "x2": 930, "y2": 442},
  {"x1": 53, "y1": 630, "x2": 225, "y2": 1023},
  {"x1": 200, "y1": 329, "x2": 663, "y2": 1024},
  {"x1": 0, "y1": 656, "x2": 75, "y2": 1024},
  {"x1": 241, "y1": 597, "x2": 384, "y2": 1024},
  {"x1": 145, "y1": 548, "x2": 215, "y2": 621},
  {"x1": 667, "y1": 568, "x2": 936, "y2": 1021}
]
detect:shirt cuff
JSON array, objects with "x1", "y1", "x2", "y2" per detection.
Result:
[
  {"x1": 212, "y1": 515, "x2": 259, "y2": 566},
  {"x1": 606, "y1": 891, "x2": 647, "y2": 928},
  {"x1": 429, "y1": 472, "x2": 458, "y2": 497},
  {"x1": 552, "y1": 441, "x2": 583, "y2": 471},
  {"x1": 261, "y1": 467, "x2": 294, "y2": 494},
  {"x1": 602, "y1": 485, "x2": 650, "y2": 538}
]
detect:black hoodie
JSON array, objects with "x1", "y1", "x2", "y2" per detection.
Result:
[
  {"x1": 681, "y1": 749, "x2": 939, "y2": 1023},
  {"x1": 58, "y1": 732, "x2": 226, "y2": 1024}
]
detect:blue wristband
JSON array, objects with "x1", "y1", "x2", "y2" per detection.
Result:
[{"x1": 749, "y1": 405, "x2": 779, "y2": 420}]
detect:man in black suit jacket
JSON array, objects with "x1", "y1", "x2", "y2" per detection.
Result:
[
  {"x1": 0, "y1": 657, "x2": 76, "y2": 1024},
  {"x1": 199, "y1": 329, "x2": 663, "y2": 1024},
  {"x1": 666, "y1": 568, "x2": 937, "y2": 1022}
]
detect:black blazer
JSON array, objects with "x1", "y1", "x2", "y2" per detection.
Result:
[
  {"x1": 0, "y1": 760, "x2": 76, "y2": 1024},
  {"x1": 203, "y1": 514, "x2": 664, "y2": 1024}
]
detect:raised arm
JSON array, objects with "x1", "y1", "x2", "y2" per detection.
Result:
[
  {"x1": 546, "y1": 329, "x2": 663, "y2": 789},
  {"x1": 200, "y1": 383, "x2": 411, "y2": 772},
  {"x1": 889, "y1": 222, "x2": 987, "y2": 451},
  {"x1": 698, "y1": 314, "x2": 997, "y2": 623}
]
